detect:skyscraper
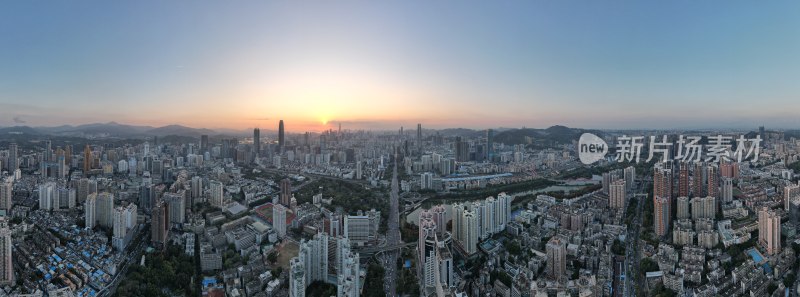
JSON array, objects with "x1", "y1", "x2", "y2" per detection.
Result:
[
  {"x1": 289, "y1": 257, "x2": 306, "y2": 297},
  {"x1": 461, "y1": 210, "x2": 479, "y2": 254},
  {"x1": 417, "y1": 123, "x2": 422, "y2": 153},
  {"x1": 0, "y1": 178, "x2": 12, "y2": 211},
  {"x1": 693, "y1": 162, "x2": 707, "y2": 197},
  {"x1": 209, "y1": 180, "x2": 224, "y2": 207},
  {"x1": 200, "y1": 134, "x2": 209, "y2": 153},
  {"x1": 43, "y1": 139, "x2": 52, "y2": 162},
  {"x1": 624, "y1": 166, "x2": 635, "y2": 192},
  {"x1": 298, "y1": 233, "x2": 329, "y2": 283},
  {"x1": 706, "y1": 165, "x2": 718, "y2": 199},
  {"x1": 654, "y1": 196, "x2": 671, "y2": 237},
  {"x1": 39, "y1": 182, "x2": 56, "y2": 210},
  {"x1": 164, "y1": 191, "x2": 186, "y2": 224},
  {"x1": 758, "y1": 207, "x2": 781, "y2": 255},
  {"x1": 609, "y1": 179, "x2": 626, "y2": 209},
  {"x1": 280, "y1": 178, "x2": 292, "y2": 206},
  {"x1": 546, "y1": 237, "x2": 566, "y2": 281},
  {"x1": 454, "y1": 137, "x2": 469, "y2": 162},
  {"x1": 94, "y1": 192, "x2": 115, "y2": 228},
  {"x1": 418, "y1": 213, "x2": 438, "y2": 289},
  {"x1": 676, "y1": 196, "x2": 690, "y2": 220},
  {"x1": 678, "y1": 162, "x2": 690, "y2": 198},
  {"x1": 0, "y1": 219, "x2": 12, "y2": 286},
  {"x1": 83, "y1": 144, "x2": 93, "y2": 173},
  {"x1": 273, "y1": 203, "x2": 287, "y2": 237},
  {"x1": 654, "y1": 165, "x2": 673, "y2": 199},
  {"x1": 721, "y1": 177, "x2": 733, "y2": 203},
  {"x1": 6, "y1": 143, "x2": 18, "y2": 173},
  {"x1": 85, "y1": 194, "x2": 97, "y2": 228},
  {"x1": 690, "y1": 196, "x2": 716, "y2": 220},
  {"x1": 253, "y1": 128, "x2": 261, "y2": 156},
  {"x1": 786, "y1": 184, "x2": 800, "y2": 210},
  {"x1": 151, "y1": 200, "x2": 169, "y2": 246},
  {"x1": 486, "y1": 129, "x2": 494, "y2": 162},
  {"x1": 278, "y1": 120, "x2": 285, "y2": 152}
]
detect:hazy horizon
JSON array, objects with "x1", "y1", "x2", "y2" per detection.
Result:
[{"x1": 2, "y1": 1, "x2": 800, "y2": 131}]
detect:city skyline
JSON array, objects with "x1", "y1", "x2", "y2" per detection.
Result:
[{"x1": 3, "y1": 1, "x2": 800, "y2": 131}]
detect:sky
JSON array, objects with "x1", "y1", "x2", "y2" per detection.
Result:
[{"x1": 1, "y1": 1, "x2": 800, "y2": 132}]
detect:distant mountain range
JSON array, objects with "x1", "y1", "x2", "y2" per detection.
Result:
[
  {"x1": 0, "y1": 122, "x2": 601, "y2": 145},
  {"x1": 492, "y1": 125, "x2": 604, "y2": 145},
  {"x1": 0, "y1": 122, "x2": 240, "y2": 138}
]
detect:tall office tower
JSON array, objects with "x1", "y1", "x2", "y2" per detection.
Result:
[
  {"x1": 654, "y1": 196, "x2": 671, "y2": 237},
  {"x1": 280, "y1": 178, "x2": 292, "y2": 206},
  {"x1": 139, "y1": 184, "x2": 154, "y2": 211},
  {"x1": 200, "y1": 135, "x2": 209, "y2": 153},
  {"x1": 0, "y1": 178, "x2": 12, "y2": 211},
  {"x1": 85, "y1": 194, "x2": 97, "y2": 228},
  {"x1": 299, "y1": 233, "x2": 329, "y2": 283},
  {"x1": 253, "y1": 128, "x2": 261, "y2": 156},
  {"x1": 0, "y1": 220, "x2": 12, "y2": 286},
  {"x1": 164, "y1": 191, "x2": 186, "y2": 224},
  {"x1": 785, "y1": 184, "x2": 800, "y2": 210},
  {"x1": 38, "y1": 182, "x2": 56, "y2": 210},
  {"x1": 273, "y1": 203, "x2": 287, "y2": 237},
  {"x1": 759, "y1": 126, "x2": 766, "y2": 147},
  {"x1": 461, "y1": 210, "x2": 479, "y2": 255},
  {"x1": 677, "y1": 196, "x2": 690, "y2": 220},
  {"x1": 6, "y1": 143, "x2": 18, "y2": 172},
  {"x1": 610, "y1": 179, "x2": 626, "y2": 209},
  {"x1": 64, "y1": 144, "x2": 72, "y2": 167},
  {"x1": 486, "y1": 129, "x2": 494, "y2": 162},
  {"x1": 43, "y1": 140, "x2": 52, "y2": 162},
  {"x1": 209, "y1": 180, "x2": 223, "y2": 207},
  {"x1": 151, "y1": 200, "x2": 169, "y2": 246},
  {"x1": 678, "y1": 162, "x2": 690, "y2": 198},
  {"x1": 83, "y1": 144, "x2": 93, "y2": 172},
  {"x1": 454, "y1": 137, "x2": 469, "y2": 162},
  {"x1": 546, "y1": 237, "x2": 567, "y2": 281},
  {"x1": 721, "y1": 177, "x2": 733, "y2": 203},
  {"x1": 693, "y1": 162, "x2": 707, "y2": 197},
  {"x1": 706, "y1": 165, "x2": 718, "y2": 199},
  {"x1": 289, "y1": 257, "x2": 306, "y2": 297},
  {"x1": 93, "y1": 192, "x2": 115, "y2": 228},
  {"x1": 416, "y1": 123, "x2": 423, "y2": 153},
  {"x1": 278, "y1": 120, "x2": 285, "y2": 152},
  {"x1": 624, "y1": 166, "x2": 635, "y2": 192},
  {"x1": 758, "y1": 207, "x2": 781, "y2": 255},
  {"x1": 419, "y1": 215, "x2": 438, "y2": 289},
  {"x1": 691, "y1": 196, "x2": 716, "y2": 219}
]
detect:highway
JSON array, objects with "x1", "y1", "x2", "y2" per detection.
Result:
[
  {"x1": 380, "y1": 153, "x2": 402, "y2": 296},
  {"x1": 623, "y1": 180, "x2": 649, "y2": 297}
]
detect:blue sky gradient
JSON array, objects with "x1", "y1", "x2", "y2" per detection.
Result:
[{"x1": 1, "y1": 1, "x2": 799, "y2": 130}]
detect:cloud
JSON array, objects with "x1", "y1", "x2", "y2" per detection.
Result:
[{"x1": 12, "y1": 116, "x2": 26, "y2": 124}]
